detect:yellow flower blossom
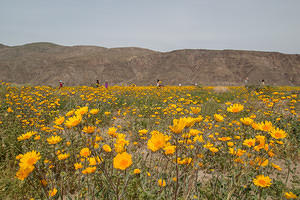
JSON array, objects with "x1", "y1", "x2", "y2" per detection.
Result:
[
  {"x1": 65, "y1": 115, "x2": 82, "y2": 128},
  {"x1": 49, "y1": 188, "x2": 57, "y2": 197},
  {"x1": 214, "y1": 114, "x2": 224, "y2": 122},
  {"x1": 17, "y1": 131, "x2": 37, "y2": 141},
  {"x1": 82, "y1": 126, "x2": 96, "y2": 134},
  {"x1": 19, "y1": 150, "x2": 41, "y2": 168},
  {"x1": 158, "y1": 179, "x2": 166, "y2": 187},
  {"x1": 259, "y1": 121, "x2": 273, "y2": 132},
  {"x1": 113, "y1": 152, "x2": 132, "y2": 170},
  {"x1": 253, "y1": 175, "x2": 272, "y2": 187},
  {"x1": 80, "y1": 148, "x2": 91, "y2": 158},
  {"x1": 74, "y1": 163, "x2": 83, "y2": 170},
  {"x1": 218, "y1": 137, "x2": 232, "y2": 141},
  {"x1": 138, "y1": 129, "x2": 148, "y2": 135},
  {"x1": 16, "y1": 165, "x2": 34, "y2": 180},
  {"x1": 54, "y1": 116, "x2": 65, "y2": 125},
  {"x1": 107, "y1": 127, "x2": 118, "y2": 137},
  {"x1": 169, "y1": 118, "x2": 186, "y2": 134},
  {"x1": 285, "y1": 192, "x2": 298, "y2": 199},
  {"x1": 90, "y1": 109, "x2": 99, "y2": 114},
  {"x1": 163, "y1": 145, "x2": 176, "y2": 155},
  {"x1": 82, "y1": 166, "x2": 96, "y2": 174},
  {"x1": 103, "y1": 144, "x2": 112, "y2": 152},
  {"x1": 270, "y1": 128, "x2": 287, "y2": 139},
  {"x1": 271, "y1": 163, "x2": 282, "y2": 171},
  {"x1": 227, "y1": 104, "x2": 244, "y2": 113},
  {"x1": 47, "y1": 136, "x2": 62, "y2": 145},
  {"x1": 147, "y1": 131, "x2": 168, "y2": 152},
  {"x1": 75, "y1": 106, "x2": 88, "y2": 116},
  {"x1": 240, "y1": 117, "x2": 253, "y2": 125},
  {"x1": 243, "y1": 138, "x2": 256, "y2": 147},
  {"x1": 57, "y1": 153, "x2": 70, "y2": 160},
  {"x1": 190, "y1": 107, "x2": 201, "y2": 114}
]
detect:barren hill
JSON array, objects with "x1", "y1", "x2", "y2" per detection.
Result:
[{"x1": 0, "y1": 42, "x2": 299, "y2": 86}]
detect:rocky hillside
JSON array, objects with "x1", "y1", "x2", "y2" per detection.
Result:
[{"x1": 0, "y1": 42, "x2": 299, "y2": 86}]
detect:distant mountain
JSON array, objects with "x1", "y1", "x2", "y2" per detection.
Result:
[
  {"x1": 0, "y1": 42, "x2": 299, "y2": 86},
  {"x1": 0, "y1": 44, "x2": 8, "y2": 49}
]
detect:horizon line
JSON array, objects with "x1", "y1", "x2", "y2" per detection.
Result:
[{"x1": 1, "y1": 41, "x2": 300, "y2": 55}]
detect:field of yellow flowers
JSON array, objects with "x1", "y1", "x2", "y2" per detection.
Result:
[{"x1": 0, "y1": 81, "x2": 299, "y2": 200}]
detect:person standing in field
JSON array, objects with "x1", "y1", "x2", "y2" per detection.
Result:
[
  {"x1": 244, "y1": 77, "x2": 249, "y2": 85},
  {"x1": 96, "y1": 80, "x2": 100, "y2": 87},
  {"x1": 59, "y1": 80, "x2": 64, "y2": 88},
  {"x1": 156, "y1": 79, "x2": 162, "y2": 88}
]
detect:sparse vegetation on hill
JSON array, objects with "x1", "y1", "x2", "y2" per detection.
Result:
[{"x1": 0, "y1": 43, "x2": 299, "y2": 86}]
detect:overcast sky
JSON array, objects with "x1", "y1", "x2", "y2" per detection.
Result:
[{"x1": 0, "y1": 0, "x2": 299, "y2": 54}]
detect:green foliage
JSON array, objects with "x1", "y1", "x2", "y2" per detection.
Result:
[{"x1": 0, "y1": 82, "x2": 299, "y2": 199}]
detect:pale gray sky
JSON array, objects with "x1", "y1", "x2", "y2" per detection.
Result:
[{"x1": 0, "y1": 0, "x2": 299, "y2": 53}]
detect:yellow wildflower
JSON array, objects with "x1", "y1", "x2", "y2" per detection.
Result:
[
  {"x1": 243, "y1": 138, "x2": 256, "y2": 147},
  {"x1": 253, "y1": 175, "x2": 272, "y2": 187},
  {"x1": 17, "y1": 131, "x2": 37, "y2": 141},
  {"x1": 227, "y1": 104, "x2": 244, "y2": 113},
  {"x1": 113, "y1": 152, "x2": 132, "y2": 170},
  {"x1": 54, "y1": 116, "x2": 65, "y2": 125},
  {"x1": 82, "y1": 166, "x2": 96, "y2": 174},
  {"x1": 74, "y1": 163, "x2": 83, "y2": 170},
  {"x1": 163, "y1": 145, "x2": 176, "y2": 155},
  {"x1": 80, "y1": 148, "x2": 91, "y2": 158},
  {"x1": 190, "y1": 107, "x2": 201, "y2": 114},
  {"x1": 103, "y1": 144, "x2": 112, "y2": 152},
  {"x1": 49, "y1": 188, "x2": 57, "y2": 197},
  {"x1": 240, "y1": 117, "x2": 253, "y2": 125},
  {"x1": 82, "y1": 126, "x2": 96, "y2": 134},
  {"x1": 90, "y1": 109, "x2": 99, "y2": 114},
  {"x1": 47, "y1": 136, "x2": 62, "y2": 145},
  {"x1": 75, "y1": 106, "x2": 88, "y2": 116},
  {"x1": 19, "y1": 150, "x2": 41, "y2": 168},
  {"x1": 57, "y1": 153, "x2": 70, "y2": 160},
  {"x1": 285, "y1": 192, "x2": 298, "y2": 199},
  {"x1": 214, "y1": 114, "x2": 224, "y2": 122},
  {"x1": 65, "y1": 115, "x2": 82, "y2": 128},
  {"x1": 259, "y1": 121, "x2": 273, "y2": 132},
  {"x1": 169, "y1": 118, "x2": 186, "y2": 134},
  {"x1": 158, "y1": 179, "x2": 166, "y2": 187},
  {"x1": 16, "y1": 165, "x2": 34, "y2": 180},
  {"x1": 271, "y1": 163, "x2": 282, "y2": 171},
  {"x1": 270, "y1": 128, "x2": 287, "y2": 139},
  {"x1": 147, "y1": 131, "x2": 168, "y2": 152}
]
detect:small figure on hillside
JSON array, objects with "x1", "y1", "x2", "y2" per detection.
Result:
[
  {"x1": 261, "y1": 79, "x2": 265, "y2": 86},
  {"x1": 156, "y1": 79, "x2": 162, "y2": 88},
  {"x1": 96, "y1": 80, "x2": 100, "y2": 87},
  {"x1": 59, "y1": 80, "x2": 64, "y2": 88},
  {"x1": 105, "y1": 80, "x2": 108, "y2": 89},
  {"x1": 244, "y1": 77, "x2": 249, "y2": 85}
]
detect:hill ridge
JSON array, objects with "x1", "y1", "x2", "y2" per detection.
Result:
[{"x1": 0, "y1": 42, "x2": 299, "y2": 86}]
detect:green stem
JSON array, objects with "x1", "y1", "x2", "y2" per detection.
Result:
[{"x1": 174, "y1": 135, "x2": 179, "y2": 200}]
